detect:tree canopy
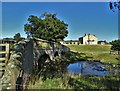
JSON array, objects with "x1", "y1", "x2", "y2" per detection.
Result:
[
  {"x1": 14, "y1": 33, "x2": 21, "y2": 42},
  {"x1": 110, "y1": 40, "x2": 120, "y2": 54},
  {"x1": 24, "y1": 13, "x2": 68, "y2": 42}
]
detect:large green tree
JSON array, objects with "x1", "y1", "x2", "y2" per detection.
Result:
[
  {"x1": 24, "y1": 13, "x2": 68, "y2": 42},
  {"x1": 110, "y1": 40, "x2": 120, "y2": 54}
]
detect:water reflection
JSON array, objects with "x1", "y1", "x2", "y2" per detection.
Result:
[{"x1": 67, "y1": 61, "x2": 110, "y2": 76}]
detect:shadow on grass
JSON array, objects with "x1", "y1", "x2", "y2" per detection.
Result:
[{"x1": 66, "y1": 51, "x2": 93, "y2": 62}]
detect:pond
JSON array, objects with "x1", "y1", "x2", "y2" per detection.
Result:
[{"x1": 67, "y1": 61, "x2": 111, "y2": 76}]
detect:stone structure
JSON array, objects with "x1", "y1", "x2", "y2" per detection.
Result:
[
  {"x1": 79, "y1": 34, "x2": 98, "y2": 45},
  {"x1": 1, "y1": 38, "x2": 70, "y2": 90}
]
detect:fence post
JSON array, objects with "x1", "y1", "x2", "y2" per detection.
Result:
[{"x1": 5, "y1": 44, "x2": 9, "y2": 64}]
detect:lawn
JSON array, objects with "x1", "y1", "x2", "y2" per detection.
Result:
[
  {"x1": 66, "y1": 44, "x2": 120, "y2": 65},
  {"x1": 67, "y1": 44, "x2": 111, "y2": 53}
]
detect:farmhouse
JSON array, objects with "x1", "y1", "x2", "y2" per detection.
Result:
[
  {"x1": 62, "y1": 34, "x2": 98, "y2": 45},
  {"x1": 79, "y1": 34, "x2": 98, "y2": 45}
]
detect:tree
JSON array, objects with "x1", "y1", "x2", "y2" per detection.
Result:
[
  {"x1": 109, "y1": 1, "x2": 120, "y2": 12},
  {"x1": 110, "y1": 40, "x2": 120, "y2": 54},
  {"x1": 24, "y1": 12, "x2": 68, "y2": 42},
  {"x1": 109, "y1": 2, "x2": 120, "y2": 54},
  {"x1": 14, "y1": 33, "x2": 21, "y2": 42}
]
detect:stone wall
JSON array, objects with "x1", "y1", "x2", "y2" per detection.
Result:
[
  {"x1": 1, "y1": 38, "x2": 70, "y2": 90},
  {"x1": 1, "y1": 39, "x2": 33, "y2": 90}
]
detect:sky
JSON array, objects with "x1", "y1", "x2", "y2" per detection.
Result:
[
  {"x1": 1, "y1": 0, "x2": 118, "y2": 2},
  {"x1": 1, "y1": 2, "x2": 119, "y2": 42}
]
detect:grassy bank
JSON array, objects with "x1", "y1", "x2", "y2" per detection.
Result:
[{"x1": 66, "y1": 44, "x2": 120, "y2": 65}]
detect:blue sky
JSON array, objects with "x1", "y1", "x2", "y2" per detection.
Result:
[{"x1": 2, "y1": 2, "x2": 118, "y2": 42}]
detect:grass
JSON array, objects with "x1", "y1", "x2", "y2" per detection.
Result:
[
  {"x1": 28, "y1": 44, "x2": 120, "y2": 90},
  {"x1": 28, "y1": 71, "x2": 120, "y2": 90},
  {"x1": 67, "y1": 73, "x2": 120, "y2": 90},
  {"x1": 67, "y1": 44, "x2": 111, "y2": 53},
  {"x1": 66, "y1": 44, "x2": 120, "y2": 65},
  {"x1": 29, "y1": 77, "x2": 72, "y2": 89}
]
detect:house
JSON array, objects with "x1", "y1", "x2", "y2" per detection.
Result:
[
  {"x1": 79, "y1": 34, "x2": 98, "y2": 45},
  {"x1": 62, "y1": 40, "x2": 79, "y2": 45},
  {"x1": 62, "y1": 34, "x2": 98, "y2": 45},
  {"x1": 98, "y1": 40, "x2": 107, "y2": 45}
]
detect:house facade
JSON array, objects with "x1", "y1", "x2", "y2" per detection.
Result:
[{"x1": 79, "y1": 34, "x2": 98, "y2": 45}]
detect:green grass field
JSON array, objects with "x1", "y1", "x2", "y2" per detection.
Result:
[
  {"x1": 66, "y1": 44, "x2": 120, "y2": 65},
  {"x1": 67, "y1": 44, "x2": 111, "y2": 53}
]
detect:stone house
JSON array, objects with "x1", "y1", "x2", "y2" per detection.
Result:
[{"x1": 79, "y1": 34, "x2": 98, "y2": 45}]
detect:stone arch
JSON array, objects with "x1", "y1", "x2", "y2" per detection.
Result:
[
  {"x1": 38, "y1": 54, "x2": 50, "y2": 71},
  {"x1": 54, "y1": 51, "x2": 59, "y2": 57}
]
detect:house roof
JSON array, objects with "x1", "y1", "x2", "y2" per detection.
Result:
[
  {"x1": 64, "y1": 40, "x2": 79, "y2": 42},
  {"x1": 79, "y1": 34, "x2": 97, "y2": 39}
]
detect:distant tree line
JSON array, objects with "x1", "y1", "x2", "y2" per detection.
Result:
[
  {"x1": 13, "y1": 33, "x2": 25, "y2": 42},
  {"x1": 110, "y1": 40, "x2": 120, "y2": 54},
  {"x1": 14, "y1": 33, "x2": 21, "y2": 42},
  {"x1": 109, "y1": 1, "x2": 120, "y2": 54}
]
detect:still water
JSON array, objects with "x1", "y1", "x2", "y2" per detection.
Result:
[{"x1": 67, "y1": 61, "x2": 110, "y2": 76}]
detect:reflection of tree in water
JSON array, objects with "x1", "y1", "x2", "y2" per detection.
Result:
[
  {"x1": 78, "y1": 62, "x2": 83, "y2": 75},
  {"x1": 70, "y1": 61, "x2": 112, "y2": 76}
]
